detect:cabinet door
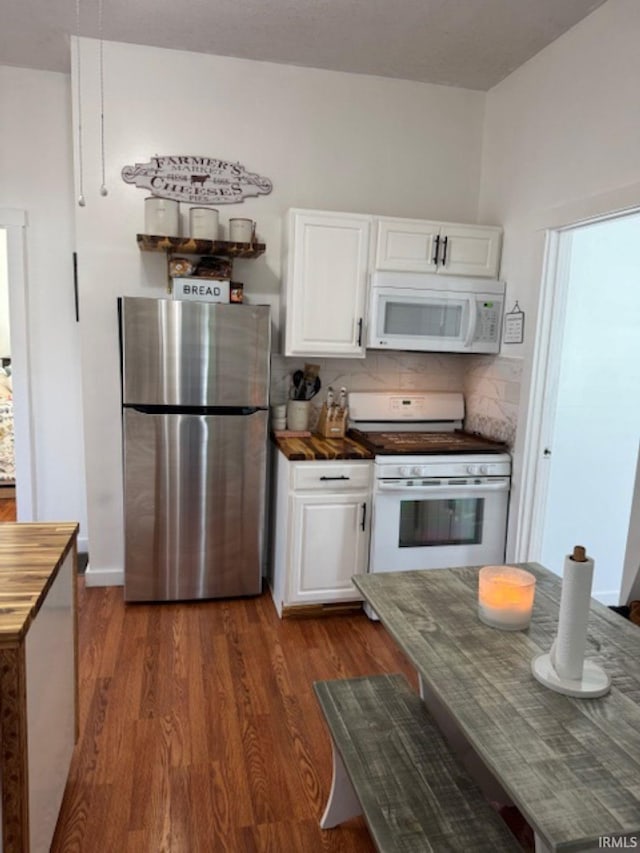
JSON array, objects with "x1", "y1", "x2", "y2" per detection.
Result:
[
  {"x1": 285, "y1": 211, "x2": 370, "y2": 357},
  {"x1": 289, "y1": 491, "x2": 369, "y2": 605},
  {"x1": 438, "y1": 224, "x2": 502, "y2": 278},
  {"x1": 375, "y1": 218, "x2": 440, "y2": 272}
]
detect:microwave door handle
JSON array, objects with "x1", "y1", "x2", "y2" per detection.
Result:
[{"x1": 463, "y1": 296, "x2": 478, "y2": 347}]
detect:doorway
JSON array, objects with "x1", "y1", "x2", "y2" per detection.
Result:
[
  {"x1": 0, "y1": 227, "x2": 15, "y2": 512},
  {"x1": 526, "y1": 211, "x2": 640, "y2": 603},
  {"x1": 0, "y1": 210, "x2": 36, "y2": 521}
]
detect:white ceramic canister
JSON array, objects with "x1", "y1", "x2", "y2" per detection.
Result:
[
  {"x1": 189, "y1": 207, "x2": 219, "y2": 240},
  {"x1": 145, "y1": 196, "x2": 179, "y2": 236},
  {"x1": 229, "y1": 218, "x2": 254, "y2": 243},
  {"x1": 271, "y1": 403, "x2": 287, "y2": 421},
  {"x1": 286, "y1": 400, "x2": 310, "y2": 431}
]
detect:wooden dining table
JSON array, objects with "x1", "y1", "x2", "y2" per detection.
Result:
[{"x1": 353, "y1": 563, "x2": 640, "y2": 852}]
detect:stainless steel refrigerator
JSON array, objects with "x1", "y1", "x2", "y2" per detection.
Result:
[{"x1": 119, "y1": 297, "x2": 270, "y2": 602}]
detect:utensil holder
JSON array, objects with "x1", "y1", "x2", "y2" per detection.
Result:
[
  {"x1": 287, "y1": 400, "x2": 310, "y2": 431},
  {"x1": 315, "y1": 404, "x2": 347, "y2": 438}
]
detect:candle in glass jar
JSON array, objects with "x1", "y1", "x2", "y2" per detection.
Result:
[{"x1": 478, "y1": 566, "x2": 536, "y2": 631}]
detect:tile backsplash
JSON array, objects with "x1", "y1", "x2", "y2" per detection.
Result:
[
  {"x1": 464, "y1": 355, "x2": 523, "y2": 447},
  {"x1": 271, "y1": 352, "x2": 523, "y2": 448}
]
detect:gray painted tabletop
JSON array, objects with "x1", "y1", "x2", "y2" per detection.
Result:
[{"x1": 353, "y1": 564, "x2": 640, "y2": 852}]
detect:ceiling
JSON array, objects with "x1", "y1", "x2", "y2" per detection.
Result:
[{"x1": 0, "y1": 0, "x2": 607, "y2": 90}]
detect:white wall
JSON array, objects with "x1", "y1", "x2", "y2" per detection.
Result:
[
  {"x1": 72, "y1": 38, "x2": 488, "y2": 584},
  {"x1": 0, "y1": 66, "x2": 88, "y2": 546},
  {"x1": 478, "y1": 0, "x2": 640, "y2": 560}
]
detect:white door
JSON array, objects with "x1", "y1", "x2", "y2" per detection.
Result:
[
  {"x1": 439, "y1": 224, "x2": 502, "y2": 278},
  {"x1": 527, "y1": 212, "x2": 640, "y2": 603},
  {"x1": 285, "y1": 211, "x2": 370, "y2": 357},
  {"x1": 374, "y1": 218, "x2": 440, "y2": 272},
  {"x1": 289, "y1": 491, "x2": 368, "y2": 604}
]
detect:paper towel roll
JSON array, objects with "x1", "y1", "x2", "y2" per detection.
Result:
[{"x1": 550, "y1": 545, "x2": 594, "y2": 681}]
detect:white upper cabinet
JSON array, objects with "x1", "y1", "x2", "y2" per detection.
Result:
[
  {"x1": 375, "y1": 217, "x2": 502, "y2": 278},
  {"x1": 437, "y1": 223, "x2": 502, "y2": 277},
  {"x1": 375, "y1": 218, "x2": 440, "y2": 273},
  {"x1": 283, "y1": 209, "x2": 371, "y2": 357}
]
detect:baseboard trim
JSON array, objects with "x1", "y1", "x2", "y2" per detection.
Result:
[
  {"x1": 281, "y1": 600, "x2": 363, "y2": 619},
  {"x1": 84, "y1": 565, "x2": 124, "y2": 587}
]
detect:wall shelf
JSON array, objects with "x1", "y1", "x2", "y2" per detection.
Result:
[{"x1": 137, "y1": 234, "x2": 266, "y2": 258}]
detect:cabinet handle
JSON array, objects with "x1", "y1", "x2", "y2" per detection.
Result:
[
  {"x1": 357, "y1": 317, "x2": 363, "y2": 347},
  {"x1": 441, "y1": 235, "x2": 448, "y2": 266},
  {"x1": 432, "y1": 235, "x2": 440, "y2": 266},
  {"x1": 72, "y1": 252, "x2": 80, "y2": 322},
  {"x1": 361, "y1": 502, "x2": 367, "y2": 531},
  {"x1": 320, "y1": 475, "x2": 351, "y2": 481}
]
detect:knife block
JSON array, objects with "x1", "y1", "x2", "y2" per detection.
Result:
[{"x1": 315, "y1": 403, "x2": 348, "y2": 439}]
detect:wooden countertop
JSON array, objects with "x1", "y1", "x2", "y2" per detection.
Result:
[
  {"x1": 0, "y1": 522, "x2": 79, "y2": 645},
  {"x1": 272, "y1": 433, "x2": 374, "y2": 461}
]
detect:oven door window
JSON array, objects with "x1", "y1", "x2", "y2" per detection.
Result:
[{"x1": 399, "y1": 496, "x2": 484, "y2": 547}]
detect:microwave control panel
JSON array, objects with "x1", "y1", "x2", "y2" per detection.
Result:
[{"x1": 476, "y1": 300, "x2": 502, "y2": 342}]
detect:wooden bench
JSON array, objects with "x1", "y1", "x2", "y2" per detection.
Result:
[{"x1": 314, "y1": 673, "x2": 521, "y2": 852}]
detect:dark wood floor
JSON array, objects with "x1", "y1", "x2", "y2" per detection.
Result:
[
  {"x1": 51, "y1": 579, "x2": 420, "y2": 851},
  {"x1": 3, "y1": 501, "x2": 529, "y2": 850}
]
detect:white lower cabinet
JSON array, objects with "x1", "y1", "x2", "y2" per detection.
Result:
[{"x1": 270, "y1": 454, "x2": 371, "y2": 616}]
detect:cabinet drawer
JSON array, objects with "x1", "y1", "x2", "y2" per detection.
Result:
[{"x1": 292, "y1": 462, "x2": 371, "y2": 491}]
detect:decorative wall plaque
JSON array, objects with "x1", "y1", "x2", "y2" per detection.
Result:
[
  {"x1": 121, "y1": 156, "x2": 272, "y2": 205},
  {"x1": 503, "y1": 302, "x2": 525, "y2": 344}
]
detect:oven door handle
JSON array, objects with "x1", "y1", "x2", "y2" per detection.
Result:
[{"x1": 376, "y1": 479, "x2": 510, "y2": 494}]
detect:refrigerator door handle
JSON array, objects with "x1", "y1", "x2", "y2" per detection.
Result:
[{"x1": 124, "y1": 404, "x2": 265, "y2": 416}]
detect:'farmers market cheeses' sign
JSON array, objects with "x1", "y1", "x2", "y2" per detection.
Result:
[{"x1": 121, "y1": 156, "x2": 272, "y2": 204}]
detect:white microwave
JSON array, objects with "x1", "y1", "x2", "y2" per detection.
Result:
[{"x1": 367, "y1": 272, "x2": 505, "y2": 354}]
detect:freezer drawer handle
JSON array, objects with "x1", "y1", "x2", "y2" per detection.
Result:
[
  {"x1": 319, "y1": 475, "x2": 351, "y2": 481},
  {"x1": 361, "y1": 502, "x2": 367, "y2": 531}
]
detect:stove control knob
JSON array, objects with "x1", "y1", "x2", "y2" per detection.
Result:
[
  {"x1": 466, "y1": 465, "x2": 478, "y2": 475},
  {"x1": 479, "y1": 465, "x2": 489, "y2": 475},
  {"x1": 412, "y1": 466, "x2": 424, "y2": 476},
  {"x1": 400, "y1": 466, "x2": 412, "y2": 477}
]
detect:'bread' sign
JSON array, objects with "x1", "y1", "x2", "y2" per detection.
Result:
[{"x1": 172, "y1": 279, "x2": 230, "y2": 303}]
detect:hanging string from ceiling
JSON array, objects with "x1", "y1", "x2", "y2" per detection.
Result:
[
  {"x1": 98, "y1": 0, "x2": 108, "y2": 196},
  {"x1": 75, "y1": 0, "x2": 86, "y2": 207},
  {"x1": 74, "y1": 0, "x2": 108, "y2": 205}
]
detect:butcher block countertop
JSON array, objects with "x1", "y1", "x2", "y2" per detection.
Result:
[
  {"x1": 272, "y1": 433, "x2": 374, "y2": 461},
  {"x1": 0, "y1": 522, "x2": 79, "y2": 645},
  {"x1": 0, "y1": 521, "x2": 79, "y2": 853}
]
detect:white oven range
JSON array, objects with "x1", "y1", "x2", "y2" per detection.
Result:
[{"x1": 348, "y1": 392, "x2": 511, "y2": 618}]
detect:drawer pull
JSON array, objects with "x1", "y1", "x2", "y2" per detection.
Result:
[
  {"x1": 319, "y1": 475, "x2": 351, "y2": 481},
  {"x1": 361, "y1": 502, "x2": 367, "y2": 531}
]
